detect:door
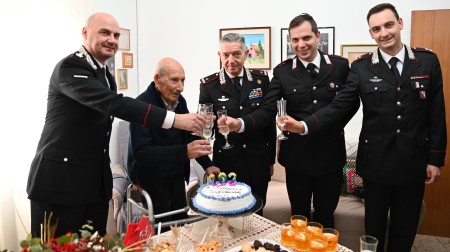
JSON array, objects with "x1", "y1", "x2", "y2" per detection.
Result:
[{"x1": 411, "y1": 9, "x2": 450, "y2": 237}]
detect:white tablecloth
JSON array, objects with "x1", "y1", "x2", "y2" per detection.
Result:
[{"x1": 152, "y1": 214, "x2": 353, "y2": 251}]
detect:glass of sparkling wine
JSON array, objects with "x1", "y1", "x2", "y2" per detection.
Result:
[
  {"x1": 217, "y1": 109, "x2": 233, "y2": 149},
  {"x1": 277, "y1": 99, "x2": 288, "y2": 140},
  {"x1": 202, "y1": 112, "x2": 213, "y2": 142}
]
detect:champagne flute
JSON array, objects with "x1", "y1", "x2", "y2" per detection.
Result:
[
  {"x1": 277, "y1": 99, "x2": 288, "y2": 140},
  {"x1": 217, "y1": 109, "x2": 233, "y2": 149},
  {"x1": 204, "y1": 104, "x2": 215, "y2": 141},
  {"x1": 202, "y1": 112, "x2": 213, "y2": 143},
  {"x1": 193, "y1": 104, "x2": 206, "y2": 136}
]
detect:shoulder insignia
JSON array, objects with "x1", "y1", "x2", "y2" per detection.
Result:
[
  {"x1": 73, "y1": 46, "x2": 97, "y2": 70},
  {"x1": 328, "y1": 54, "x2": 347, "y2": 61},
  {"x1": 249, "y1": 69, "x2": 268, "y2": 76},
  {"x1": 275, "y1": 58, "x2": 293, "y2": 68},
  {"x1": 200, "y1": 73, "x2": 219, "y2": 85},
  {"x1": 353, "y1": 53, "x2": 372, "y2": 63},
  {"x1": 412, "y1": 47, "x2": 435, "y2": 54}
]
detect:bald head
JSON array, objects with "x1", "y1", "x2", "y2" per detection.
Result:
[
  {"x1": 82, "y1": 12, "x2": 120, "y2": 64},
  {"x1": 154, "y1": 58, "x2": 185, "y2": 107}
]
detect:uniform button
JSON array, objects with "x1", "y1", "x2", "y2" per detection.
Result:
[
  {"x1": 396, "y1": 129, "x2": 401, "y2": 134},
  {"x1": 222, "y1": 106, "x2": 225, "y2": 109},
  {"x1": 313, "y1": 86, "x2": 317, "y2": 90},
  {"x1": 397, "y1": 101, "x2": 402, "y2": 106},
  {"x1": 313, "y1": 100, "x2": 318, "y2": 104},
  {"x1": 110, "y1": 116, "x2": 113, "y2": 120},
  {"x1": 365, "y1": 140, "x2": 368, "y2": 143},
  {"x1": 374, "y1": 87, "x2": 378, "y2": 91},
  {"x1": 243, "y1": 144, "x2": 246, "y2": 148},
  {"x1": 104, "y1": 149, "x2": 107, "y2": 153},
  {"x1": 240, "y1": 106, "x2": 243, "y2": 110},
  {"x1": 218, "y1": 150, "x2": 222, "y2": 153},
  {"x1": 106, "y1": 131, "x2": 110, "y2": 136},
  {"x1": 293, "y1": 89, "x2": 297, "y2": 92},
  {"x1": 256, "y1": 103, "x2": 259, "y2": 106},
  {"x1": 421, "y1": 85, "x2": 424, "y2": 88},
  {"x1": 397, "y1": 115, "x2": 402, "y2": 120},
  {"x1": 397, "y1": 87, "x2": 401, "y2": 91},
  {"x1": 63, "y1": 158, "x2": 68, "y2": 162}
]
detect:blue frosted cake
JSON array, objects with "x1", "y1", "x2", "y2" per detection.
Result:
[{"x1": 192, "y1": 172, "x2": 256, "y2": 215}]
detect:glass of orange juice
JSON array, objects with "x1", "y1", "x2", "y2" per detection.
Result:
[
  {"x1": 294, "y1": 231, "x2": 311, "y2": 251},
  {"x1": 309, "y1": 234, "x2": 328, "y2": 252},
  {"x1": 290, "y1": 215, "x2": 308, "y2": 232},
  {"x1": 323, "y1": 228, "x2": 339, "y2": 252},
  {"x1": 306, "y1": 222, "x2": 323, "y2": 238},
  {"x1": 280, "y1": 223, "x2": 296, "y2": 247}
]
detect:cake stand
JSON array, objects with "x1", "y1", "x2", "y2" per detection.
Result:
[{"x1": 187, "y1": 189, "x2": 263, "y2": 239}]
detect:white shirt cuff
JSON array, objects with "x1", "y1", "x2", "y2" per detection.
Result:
[
  {"x1": 300, "y1": 121, "x2": 309, "y2": 135},
  {"x1": 238, "y1": 118, "x2": 245, "y2": 133},
  {"x1": 162, "y1": 111, "x2": 175, "y2": 129}
]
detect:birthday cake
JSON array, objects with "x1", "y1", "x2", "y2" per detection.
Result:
[{"x1": 192, "y1": 172, "x2": 256, "y2": 215}]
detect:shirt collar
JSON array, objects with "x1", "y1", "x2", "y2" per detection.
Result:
[
  {"x1": 225, "y1": 68, "x2": 244, "y2": 79},
  {"x1": 299, "y1": 50, "x2": 321, "y2": 69},
  {"x1": 379, "y1": 45, "x2": 405, "y2": 65}
]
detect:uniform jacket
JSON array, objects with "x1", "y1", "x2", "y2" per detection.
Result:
[
  {"x1": 304, "y1": 46, "x2": 447, "y2": 186},
  {"x1": 242, "y1": 51, "x2": 359, "y2": 176},
  {"x1": 127, "y1": 82, "x2": 213, "y2": 191},
  {"x1": 199, "y1": 68, "x2": 276, "y2": 184},
  {"x1": 27, "y1": 46, "x2": 167, "y2": 205}
]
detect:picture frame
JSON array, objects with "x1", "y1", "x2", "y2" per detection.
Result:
[
  {"x1": 281, "y1": 28, "x2": 295, "y2": 61},
  {"x1": 122, "y1": 52, "x2": 133, "y2": 68},
  {"x1": 281, "y1": 26, "x2": 335, "y2": 61},
  {"x1": 119, "y1": 28, "x2": 130, "y2": 51},
  {"x1": 117, "y1": 69, "x2": 128, "y2": 90},
  {"x1": 220, "y1": 26, "x2": 271, "y2": 70},
  {"x1": 318, "y1": 27, "x2": 335, "y2": 55},
  {"x1": 341, "y1": 44, "x2": 378, "y2": 66},
  {"x1": 105, "y1": 57, "x2": 115, "y2": 77}
]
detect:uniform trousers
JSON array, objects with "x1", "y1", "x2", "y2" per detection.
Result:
[
  {"x1": 364, "y1": 179, "x2": 425, "y2": 252},
  {"x1": 285, "y1": 168, "x2": 342, "y2": 228},
  {"x1": 31, "y1": 199, "x2": 109, "y2": 237}
]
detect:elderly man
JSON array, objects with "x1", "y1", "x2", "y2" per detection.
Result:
[
  {"x1": 27, "y1": 13, "x2": 204, "y2": 237},
  {"x1": 128, "y1": 58, "x2": 220, "y2": 223}
]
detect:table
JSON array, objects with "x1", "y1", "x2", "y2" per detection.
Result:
[{"x1": 152, "y1": 214, "x2": 353, "y2": 251}]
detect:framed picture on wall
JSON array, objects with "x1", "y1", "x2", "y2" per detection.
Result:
[
  {"x1": 105, "y1": 57, "x2": 115, "y2": 77},
  {"x1": 281, "y1": 28, "x2": 295, "y2": 61},
  {"x1": 318, "y1": 27, "x2": 335, "y2": 55},
  {"x1": 122, "y1": 52, "x2": 133, "y2": 68},
  {"x1": 219, "y1": 26, "x2": 271, "y2": 70},
  {"x1": 341, "y1": 44, "x2": 378, "y2": 66},
  {"x1": 117, "y1": 69, "x2": 128, "y2": 90},
  {"x1": 119, "y1": 28, "x2": 130, "y2": 51}
]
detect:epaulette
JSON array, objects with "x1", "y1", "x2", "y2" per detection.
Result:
[
  {"x1": 249, "y1": 69, "x2": 268, "y2": 76},
  {"x1": 275, "y1": 58, "x2": 294, "y2": 68},
  {"x1": 200, "y1": 72, "x2": 219, "y2": 85},
  {"x1": 328, "y1": 54, "x2": 347, "y2": 61},
  {"x1": 412, "y1": 47, "x2": 436, "y2": 54},
  {"x1": 352, "y1": 52, "x2": 372, "y2": 63}
]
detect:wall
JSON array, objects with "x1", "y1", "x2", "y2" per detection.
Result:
[{"x1": 1, "y1": 0, "x2": 449, "y2": 250}]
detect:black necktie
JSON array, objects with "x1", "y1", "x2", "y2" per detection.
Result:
[
  {"x1": 307, "y1": 63, "x2": 317, "y2": 79},
  {"x1": 232, "y1": 76, "x2": 241, "y2": 91},
  {"x1": 389, "y1": 57, "x2": 401, "y2": 81}
]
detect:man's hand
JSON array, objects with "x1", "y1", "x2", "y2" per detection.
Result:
[
  {"x1": 282, "y1": 115, "x2": 305, "y2": 134},
  {"x1": 187, "y1": 139, "x2": 212, "y2": 159},
  {"x1": 173, "y1": 113, "x2": 205, "y2": 135},
  {"x1": 205, "y1": 166, "x2": 221, "y2": 176},
  {"x1": 218, "y1": 115, "x2": 241, "y2": 132},
  {"x1": 425, "y1": 164, "x2": 441, "y2": 184}
]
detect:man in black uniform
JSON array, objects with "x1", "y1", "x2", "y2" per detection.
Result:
[
  {"x1": 223, "y1": 15, "x2": 359, "y2": 227},
  {"x1": 199, "y1": 33, "x2": 276, "y2": 215},
  {"x1": 293, "y1": 4, "x2": 446, "y2": 251}
]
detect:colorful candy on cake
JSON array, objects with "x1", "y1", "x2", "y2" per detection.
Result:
[{"x1": 192, "y1": 172, "x2": 256, "y2": 215}]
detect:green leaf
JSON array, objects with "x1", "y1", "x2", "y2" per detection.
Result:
[
  {"x1": 20, "y1": 240, "x2": 30, "y2": 248},
  {"x1": 29, "y1": 244, "x2": 43, "y2": 251},
  {"x1": 30, "y1": 238, "x2": 42, "y2": 246},
  {"x1": 80, "y1": 230, "x2": 91, "y2": 239},
  {"x1": 57, "y1": 235, "x2": 71, "y2": 244}
]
